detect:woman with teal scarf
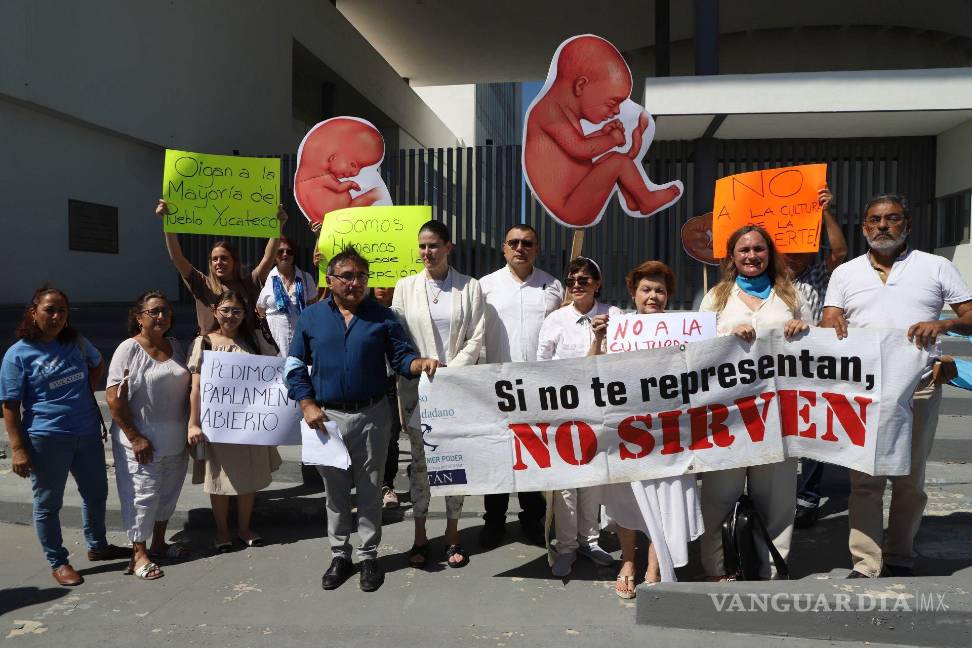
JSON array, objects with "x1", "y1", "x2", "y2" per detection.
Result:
[
  {"x1": 256, "y1": 236, "x2": 317, "y2": 357},
  {"x1": 698, "y1": 225, "x2": 809, "y2": 581}
]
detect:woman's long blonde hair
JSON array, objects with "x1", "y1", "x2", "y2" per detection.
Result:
[{"x1": 709, "y1": 225, "x2": 797, "y2": 312}]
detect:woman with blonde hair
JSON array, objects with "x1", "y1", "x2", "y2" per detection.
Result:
[{"x1": 698, "y1": 224, "x2": 809, "y2": 580}]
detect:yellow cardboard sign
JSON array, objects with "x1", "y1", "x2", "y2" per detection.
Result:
[
  {"x1": 317, "y1": 206, "x2": 429, "y2": 288},
  {"x1": 161, "y1": 149, "x2": 281, "y2": 238},
  {"x1": 712, "y1": 164, "x2": 826, "y2": 257}
]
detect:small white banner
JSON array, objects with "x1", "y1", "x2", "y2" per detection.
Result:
[
  {"x1": 419, "y1": 328, "x2": 928, "y2": 495},
  {"x1": 199, "y1": 351, "x2": 302, "y2": 445},
  {"x1": 606, "y1": 311, "x2": 717, "y2": 353}
]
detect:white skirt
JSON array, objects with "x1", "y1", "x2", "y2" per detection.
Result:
[{"x1": 603, "y1": 475, "x2": 704, "y2": 582}]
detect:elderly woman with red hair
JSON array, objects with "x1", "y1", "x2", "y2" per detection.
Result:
[{"x1": 589, "y1": 261, "x2": 703, "y2": 598}]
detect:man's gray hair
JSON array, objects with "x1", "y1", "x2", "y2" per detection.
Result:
[
  {"x1": 326, "y1": 245, "x2": 369, "y2": 276},
  {"x1": 864, "y1": 193, "x2": 910, "y2": 219}
]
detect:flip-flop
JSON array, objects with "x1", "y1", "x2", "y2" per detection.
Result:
[
  {"x1": 615, "y1": 574, "x2": 636, "y2": 599},
  {"x1": 132, "y1": 561, "x2": 164, "y2": 580},
  {"x1": 214, "y1": 541, "x2": 233, "y2": 554},
  {"x1": 445, "y1": 544, "x2": 469, "y2": 568},
  {"x1": 407, "y1": 543, "x2": 430, "y2": 566},
  {"x1": 125, "y1": 558, "x2": 163, "y2": 580}
]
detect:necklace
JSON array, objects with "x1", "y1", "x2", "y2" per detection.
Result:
[{"x1": 426, "y1": 270, "x2": 451, "y2": 304}]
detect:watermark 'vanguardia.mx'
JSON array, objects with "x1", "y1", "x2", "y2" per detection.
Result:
[{"x1": 709, "y1": 592, "x2": 948, "y2": 613}]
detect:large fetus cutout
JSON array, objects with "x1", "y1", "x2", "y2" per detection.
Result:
[
  {"x1": 523, "y1": 35, "x2": 682, "y2": 228},
  {"x1": 294, "y1": 116, "x2": 393, "y2": 224}
]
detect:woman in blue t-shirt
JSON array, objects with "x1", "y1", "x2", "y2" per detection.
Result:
[{"x1": 1, "y1": 286, "x2": 129, "y2": 586}]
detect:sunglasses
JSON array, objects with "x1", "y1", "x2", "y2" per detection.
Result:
[
  {"x1": 566, "y1": 276, "x2": 592, "y2": 288},
  {"x1": 277, "y1": 248, "x2": 294, "y2": 257},
  {"x1": 506, "y1": 238, "x2": 535, "y2": 249},
  {"x1": 330, "y1": 272, "x2": 369, "y2": 285}
]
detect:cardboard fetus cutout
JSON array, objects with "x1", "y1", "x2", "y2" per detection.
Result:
[
  {"x1": 294, "y1": 116, "x2": 393, "y2": 224},
  {"x1": 523, "y1": 34, "x2": 683, "y2": 229},
  {"x1": 681, "y1": 212, "x2": 718, "y2": 266}
]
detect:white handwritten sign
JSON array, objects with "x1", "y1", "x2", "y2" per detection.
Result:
[
  {"x1": 199, "y1": 351, "x2": 301, "y2": 445},
  {"x1": 606, "y1": 312, "x2": 717, "y2": 354}
]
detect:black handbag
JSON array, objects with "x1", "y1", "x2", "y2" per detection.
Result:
[{"x1": 721, "y1": 494, "x2": 790, "y2": 581}]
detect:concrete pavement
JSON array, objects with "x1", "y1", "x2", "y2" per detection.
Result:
[{"x1": 0, "y1": 325, "x2": 970, "y2": 646}]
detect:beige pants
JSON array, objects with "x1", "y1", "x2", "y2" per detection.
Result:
[
  {"x1": 848, "y1": 380, "x2": 941, "y2": 576},
  {"x1": 552, "y1": 486, "x2": 603, "y2": 555},
  {"x1": 700, "y1": 459, "x2": 798, "y2": 579}
]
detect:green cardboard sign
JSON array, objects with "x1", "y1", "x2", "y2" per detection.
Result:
[{"x1": 162, "y1": 149, "x2": 281, "y2": 238}]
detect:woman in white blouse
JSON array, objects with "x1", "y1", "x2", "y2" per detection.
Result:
[
  {"x1": 106, "y1": 291, "x2": 191, "y2": 580},
  {"x1": 537, "y1": 257, "x2": 620, "y2": 578},
  {"x1": 589, "y1": 261, "x2": 704, "y2": 597},
  {"x1": 698, "y1": 225, "x2": 809, "y2": 580},
  {"x1": 256, "y1": 236, "x2": 317, "y2": 356},
  {"x1": 393, "y1": 221, "x2": 484, "y2": 568}
]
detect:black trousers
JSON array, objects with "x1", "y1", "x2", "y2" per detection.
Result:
[
  {"x1": 483, "y1": 491, "x2": 546, "y2": 527},
  {"x1": 381, "y1": 381, "x2": 402, "y2": 490}
]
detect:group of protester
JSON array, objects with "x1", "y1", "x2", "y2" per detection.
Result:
[{"x1": 3, "y1": 189, "x2": 970, "y2": 598}]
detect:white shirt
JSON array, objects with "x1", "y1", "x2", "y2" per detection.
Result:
[
  {"x1": 425, "y1": 269, "x2": 454, "y2": 363},
  {"x1": 699, "y1": 284, "x2": 805, "y2": 336},
  {"x1": 480, "y1": 265, "x2": 564, "y2": 363},
  {"x1": 106, "y1": 338, "x2": 190, "y2": 457},
  {"x1": 824, "y1": 250, "x2": 972, "y2": 330},
  {"x1": 256, "y1": 266, "x2": 317, "y2": 357},
  {"x1": 537, "y1": 301, "x2": 622, "y2": 361}
]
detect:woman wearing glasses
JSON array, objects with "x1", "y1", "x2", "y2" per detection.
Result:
[
  {"x1": 256, "y1": 236, "x2": 317, "y2": 356},
  {"x1": 537, "y1": 257, "x2": 621, "y2": 578},
  {"x1": 393, "y1": 221, "x2": 485, "y2": 568},
  {"x1": 106, "y1": 291, "x2": 190, "y2": 580},
  {"x1": 187, "y1": 291, "x2": 280, "y2": 552},
  {"x1": 155, "y1": 199, "x2": 288, "y2": 333}
]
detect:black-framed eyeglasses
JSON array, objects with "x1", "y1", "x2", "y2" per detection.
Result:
[
  {"x1": 139, "y1": 307, "x2": 171, "y2": 318},
  {"x1": 566, "y1": 276, "x2": 592, "y2": 288},
  {"x1": 506, "y1": 238, "x2": 535, "y2": 249},
  {"x1": 216, "y1": 307, "x2": 245, "y2": 317},
  {"x1": 329, "y1": 272, "x2": 369, "y2": 285},
  {"x1": 864, "y1": 214, "x2": 906, "y2": 225},
  {"x1": 277, "y1": 248, "x2": 294, "y2": 257}
]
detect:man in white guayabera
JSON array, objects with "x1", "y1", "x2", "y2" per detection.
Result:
[
  {"x1": 820, "y1": 193, "x2": 972, "y2": 578},
  {"x1": 477, "y1": 224, "x2": 564, "y2": 549}
]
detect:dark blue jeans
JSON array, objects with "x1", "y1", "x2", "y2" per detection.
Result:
[
  {"x1": 796, "y1": 458, "x2": 825, "y2": 510},
  {"x1": 27, "y1": 433, "x2": 110, "y2": 568}
]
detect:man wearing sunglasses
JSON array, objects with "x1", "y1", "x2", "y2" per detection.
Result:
[
  {"x1": 821, "y1": 194, "x2": 972, "y2": 579},
  {"x1": 285, "y1": 246, "x2": 439, "y2": 592},
  {"x1": 477, "y1": 224, "x2": 564, "y2": 549}
]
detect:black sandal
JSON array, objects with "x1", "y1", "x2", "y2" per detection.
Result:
[
  {"x1": 446, "y1": 544, "x2": 469, "y2": 568},
  {"x1": 407, "y1": 543, "x2": 430, "y2": 566}
]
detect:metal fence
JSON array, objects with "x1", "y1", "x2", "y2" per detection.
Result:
[{"x1": 178, "y1": 137, "x2": 937, "y2": 308}]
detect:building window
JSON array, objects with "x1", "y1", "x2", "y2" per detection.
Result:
[
  {"x1": 68, "y1": 199, "x2": 118, "y2": 254},
  {"x1": 935, "y1": 189, "x2": 971, "y2": 248}
]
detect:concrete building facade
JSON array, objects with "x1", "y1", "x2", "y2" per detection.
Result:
[{"x1": 0, "y1": 0, "x2": 459, "y2": 305}]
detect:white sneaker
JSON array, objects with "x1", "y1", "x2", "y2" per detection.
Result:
[
  {"x1": 551, "y1": 552, "x2": 576, "y2": 578},
  {"x1": 578, "y1": 542, "x2": 614, "y2": 566}
]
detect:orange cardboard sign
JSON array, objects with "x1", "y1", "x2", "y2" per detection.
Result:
[{"x1": 712, "y1": 164, "x2": 826, "y2": 258}]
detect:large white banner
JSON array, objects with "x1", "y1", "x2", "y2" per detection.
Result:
[
  {"x1": 200, "y1": 351, "x2": 302, "y2": 445},
  {"x1": 418, "y1": 328, "x2": 928, "y2": 495}
]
